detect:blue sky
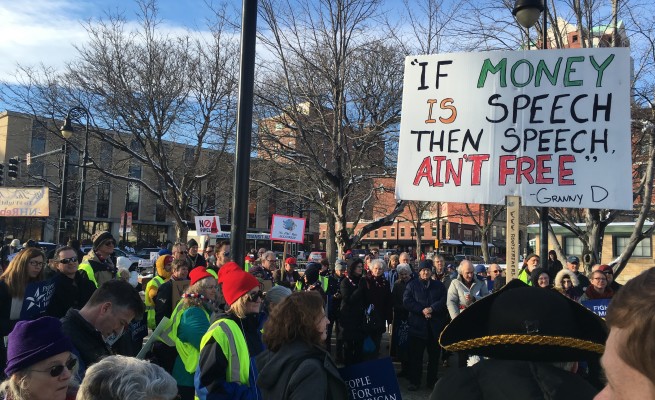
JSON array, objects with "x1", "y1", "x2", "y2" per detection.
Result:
[{"x1": 0, "y1": 0, "x2": 408, "y2": 86}]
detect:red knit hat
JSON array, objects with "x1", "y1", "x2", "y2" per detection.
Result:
[
  {"x1": 218, "y1": 261, "x2": 241, "y2": 283},
  {"x1": 221, "y1": 268, "x2": 260, "y2": 306},
  {"x1": 189, "y1": 267, "x2": 213, "y2": 286}
]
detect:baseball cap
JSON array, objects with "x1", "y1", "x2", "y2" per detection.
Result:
[
  {"x1": 567, "y1": 256, "x2": 580, "y2": 264},
  {"x1": 285, "y1": 257, "x2": 297, "y2": 265}
]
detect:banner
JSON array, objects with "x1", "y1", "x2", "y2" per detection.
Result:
[
  {"x1": 20, "y1": 279, "x2": 55, "y2": 319},
  {"x1": 270, "y1": 214, "x2": 306, "y2": 244},
  {"x1": 120, "y1": 212, "x2": 133, "y2": 233},
  {"x1": 396, "y1": 48, "x2": 632, "y2": 210},
  {"x1": 581, "y1": 299, "x2": 610, "y2": 318},
  {"x1": 339, "y1": 357, "x2": 401, "y2": 400},
  {"x1": 0, "y1": 187, "x2": 49, "y2": 217},
  {"x1": 194, "y1": 216, "x2": 222, "y2": 237}
]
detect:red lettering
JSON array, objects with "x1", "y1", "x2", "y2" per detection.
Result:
[
  {"x1": 433, "y1": 156, "x2": 446, "y2": 187},
  {"x1": 467, "y1": 154, "x2": 490, "y2": 185},
  {"x1": 535, "y1": 154, "x2": 553, "y2": 184},
  {"x1": 516, "y1": 156, "x2": 535, "y2": 184},
  {"x1": 499, "y1": 155, "x2": 516, "y2": 185},
  {"x1": 444, "y1": 158, "x2": 463, "y2": 186},
  {"x1": 559, "y1": 155, "x2": 575, "y2": 185},
  {"x1": 413, "y1": 157, "x2": 434, "y2": 186}
]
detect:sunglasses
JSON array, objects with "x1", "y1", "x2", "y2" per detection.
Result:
[
  {"x1": 176, "y1": 250, "x2": 188, "y2": 254},
  {"x1": 30, "y1": 357, "x2": 77, "y2": 377},
  {"x1": 58, "y1": 256, "x2": 78, "y2": 264},
  {"x1": 104, "y1": 241, "x2": 116, "y2": 247},
  {"x1": 246, "y1": 290, "x2": 265, "y2": 302}
]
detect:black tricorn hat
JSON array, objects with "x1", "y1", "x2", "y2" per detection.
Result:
[{"x1": 439, "y1": 279, "x2": 607, "y2": 362}]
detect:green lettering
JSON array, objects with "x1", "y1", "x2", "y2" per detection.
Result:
[
  {"x1": 535, "y1": 57, "x2": 562, "y2": 86},
  {"x1": 477, "y1": 58, "x2": 507, "y2": 88},
  {"x1": 590, "y1": 54, "x2": 615, "y2": 87},
  {"x1": 564, "y1": 56, "x2": 585, "y2": 87},
  {"x1": 510, "y1": 59, "x2": 534, "y2": 87}
]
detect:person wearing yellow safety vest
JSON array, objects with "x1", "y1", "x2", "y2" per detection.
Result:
[
  {"x1": 78, "y1": 231, "x2": 117, "y2": 288},
  {"x1": 168, "y1": 267, "x2": 217, "y2": 400},
  {"x1": 273, "y1": 257, "x2": 301, "y2": 290},
  {"x1": 145, "y1": 255, "x2": 174, "y2": 329},
  {"x1": 155, "y1": 259, "x2": 190, "y2": 326},
  {"x1": 255, "y1": 291, "x2": 348, "y2": 400},
  {"x1": 195, "y1": 262, "x2": 264, "y2": 400}
]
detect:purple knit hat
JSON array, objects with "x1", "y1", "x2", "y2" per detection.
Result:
[{"x1": 5, "y1": 316, "x2": 74, "y2": 376}]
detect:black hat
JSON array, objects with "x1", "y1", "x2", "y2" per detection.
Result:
[
  {"x1": 418, "y1": 259, "x2": 434, "y2": 271},
  {"x1": 187, "y1": 238, "x2": 199, "y2": 248},
  {"x1": 439, "y1": 280, "x2": 607, "y2": 362}
]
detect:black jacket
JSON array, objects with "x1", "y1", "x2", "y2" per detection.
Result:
[
  {"x1": 61, "y1": 308, "x2": 112, "y2": 377},
  {"x1": 46, "y1": 271, "x2": 96, "y2": 318},
  {"x1": 339, "y1": 275, "x2": 367, "y2": 340},
  {"x1": 256, "y1": 341, "x2": 348, "y2": 400},
  {"x1": 431, "y1": 359, "x2": 598, "y2": 400}
]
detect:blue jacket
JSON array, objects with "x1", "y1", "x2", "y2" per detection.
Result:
[{"x1": 403, "y1": 277, "x2": 447, "y2": 340}]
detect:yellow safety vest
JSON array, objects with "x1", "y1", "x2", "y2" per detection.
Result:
[
  {"x1": 206, "y1": 268, "x2": 217, "y2": 279},
  {"x1": 197, "y1": 318, "x2": 250, "y2": 392},
  {"x1": 318, "y1": 275, "x2": 329, "y2": 292},
  {"x1": 159, "y1": 300, "x2": 210, "y2": 373},
  {"x1": 295, "y1": 280, "x2": 303, "y2": 292},
  {"x1": 145, "y1": 276, "x2": 165, "y2": 330},
  {"x1": 78, "y1": 262, "x2": 98, "y2": 288}
]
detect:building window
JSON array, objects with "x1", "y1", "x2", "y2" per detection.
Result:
[
  {"x1": 492, "y1": 225, "x2": 497, "y2": 238},
  {"x1": 502, "y1": 227, "x2": 506, "y2": 236},
  {"x1": 275, "y1": 122, "x2": 283, "y2": 131},
  {"x1": 382, "y1": 230, "x2": 387, "y2": 238},
  {"x1": 96, "y1": 181, "x2": 110, "y2": 218},
  {"x1": 572, "y1": 34, "x2": 578, "y2": 42},
  {"x1": 400, "y1": 227, "x2": 405, "y2": 237},
  {"x1": 564, "y1": 236, "x2": 583, "y2": 258},
  {"x1": 391, "y1": 228, "x2": 395, "y2": 237},
  {"x1": 374, "y1": 231, "x2": 378, "y2": 238},
  {"x1": 184, "y1": 147, "x2": 195, "y2": 165},
  {"x1": 615, "y1": 236, "x2": 651, "y2": 257},
  {"x1": 155, "y1": 199, "x2": 167, "y2": 222},
  {"x1": 464, "y1": 229, "x2": 473, "y2": 241},
  {"x1": 411, "y1": 227, "x2": 416, "y2": 237},
  {"x1": 127, "y1": 165, "x2": 141, "y2": 220},
  {"x1": 432, "y1": 227, "x2": 437, "y2": 236},
  {"x1": 420, "y1": 227, "x2": 425, "y2": 236}
]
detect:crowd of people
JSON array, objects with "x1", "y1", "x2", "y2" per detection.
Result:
[{"x1": 1, "y1": 234, "x2": 654, "y2": 400}]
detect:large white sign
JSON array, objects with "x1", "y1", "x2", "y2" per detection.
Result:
[
  {"x1": 270, "y1": 214, "x2": 306, "y2": 244},
  {"x1": 396, "y1": 48, "x2": 633, "y2": 210},
  {"x1": 194, "y1": 216, "x2": 222, "y2": 237}
]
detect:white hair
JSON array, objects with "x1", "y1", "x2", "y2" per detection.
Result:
[
  {"x1": 369, "y1": 258, "x2": 386, "y2": 271},
  {"x1": 76, "y1": 355, "x2": 177, "y2": 400},
  {"x1": 457, "y1": 260, "x2": 473, "y2": 275}
]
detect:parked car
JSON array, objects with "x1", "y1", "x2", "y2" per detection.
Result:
[
  {"x1": 308, "y1": 251, "x2": 327, "y2": 262},
  {"x1": 135, "y1": 247, "x2": 162, "y2": 259},
  {"x1": 296, "y1": 251, "x2": 308, "y2": 261}
]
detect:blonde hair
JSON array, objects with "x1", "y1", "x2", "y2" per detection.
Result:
[
  {"x1": 181, "y1": 277, "x2": 217, "y2": 311},
  {"x1": 0, "y1": 247, "x2": 45, "y2": 298},
  {"x1": 227, "y1": 294, "x2": 250, "y2": 319}
]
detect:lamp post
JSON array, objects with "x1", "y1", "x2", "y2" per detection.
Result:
[
  {"x1": 512, "y1": 0, "x2": 549, "y2": 269},
  {"x1": 60, "y1": 107, "x2": 90, "y2": 241},
  {"x1": 57, "y1": 143, "x2": 69, "y2": 244}
]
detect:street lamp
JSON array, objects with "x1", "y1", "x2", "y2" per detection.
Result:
[
  {"x1": 60, "y1": 107, "x2": 90, "y2": 241},
  {"x1": 512, "y1": 0, "x2": 549, "y2": 269}
]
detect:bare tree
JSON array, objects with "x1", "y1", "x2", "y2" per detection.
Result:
[
  {"x1": 1, "y1": 0, "x2": 239, "y2": 241},
  {"x1": 254, "y1": 0, "x2": 406, "y2": 259}
]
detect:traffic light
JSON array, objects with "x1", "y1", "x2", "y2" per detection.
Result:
[
  {"x1": 7, "y1": 157, "x2": 19, "y2": 180},
  {"x1": 0, "y1": 163, "x2": 4, "y2": 185}
]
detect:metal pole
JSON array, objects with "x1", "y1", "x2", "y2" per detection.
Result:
[
  {"x1": 230, "y1": 0, "x2": 258, "y2": 268},
  {"x1": 58, "y1": 143, "x2": 69, "y2": 244},
  {"x1": 123, "y1": 183, "x2": 129, "y2": 244},
  {"x1": 76, "y1": 118, "x2": 89, "y2": 241},
  {"x1": 539, "y1": 0, "x2": 549, "y2": 268}
]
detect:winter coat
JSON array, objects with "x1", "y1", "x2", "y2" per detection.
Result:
[
  {"x1": 403, "y1": 277, "x2": 447, "y2": 340},
  {"x1": 256, "y1": 341, "x2": 348, "y2": 400},
  {"x1": 46, "y1": 271, "x2": 96, "y2": 318},
  {"x1": 447, "y1": 275, "x2": 489, "y2": 319},
  {"x1": 362, "y1": 274, "x2": 393, "y2": 331},
  {"x1": 61, "y1": 308, "x2": 113, "y2": 379},
  {"x1": 579, "y1": 286, "x2": 614, "y2": 302},
  {"x1": 273, "y1": 269, "x2": 301, "y2": 290},
  {"x1": 80, "y1": 249, "x2": 116, "y2": 287},
  {"x1": 392, "y1": 279, "x2": 409, "y2": 321},
  {"x1": 339, "y1": 275, "x2": 367, "y2": 340},
  {"x1": 554, "y1": 269, "x2": 582, "y2": 301},
  {"x1": 430, "y1": 359, "x2": 598, "y2": 400}
]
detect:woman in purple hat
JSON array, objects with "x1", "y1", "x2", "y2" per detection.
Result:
[{"x1": 0, "y1": 316, "x2": 77, "y2": 400}]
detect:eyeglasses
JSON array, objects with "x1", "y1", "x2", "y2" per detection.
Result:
[
  {"x1": 29, "y1": 357, "x2": 77, "y2": 377},
  {"x1": 490, "y1": 270, "x2": 501, "y2": 274},
  {"x1": 176, "y1": 250, "x2": 188, "y2": 254},
  {"x1": 246, "y1": 290, "x2": 265, "y2": 302},
  {"x1": 28, "y1": 260, "x2": 45, "y2": 268},
  {"x1": 58, "y1": 256, "x2": 78, "y2": 264}
]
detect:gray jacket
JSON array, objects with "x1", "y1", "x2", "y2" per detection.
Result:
[{"x1": 447, "y1": 276, "x2": 489, "y2": 319}]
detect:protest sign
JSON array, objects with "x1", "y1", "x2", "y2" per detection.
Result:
[
  {"x1": 0, "y1": 187, "x2": 49, "y2": 217},
  {"x1": 20, "y1": 279, "x2": 55, "y2": 319},
  {"x1": 339, "y1": 357, "x2": 401, "y2": 400},
  {"x1": 581, "y1": 299, "x2": 610, "y2": 318},
  {"x1": 194, "y1": 216, "x2": 222, "y2": 237},
  {"x1": 270, "y1": 214, "x2": 306, "y2": 243},
  {"x1": 396, "y1": 48, "x2": 632, "y2": 210}
]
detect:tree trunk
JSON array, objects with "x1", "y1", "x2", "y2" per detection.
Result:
[{"x1": 325, "y1": 211, "x2": 337, "y2": 264}]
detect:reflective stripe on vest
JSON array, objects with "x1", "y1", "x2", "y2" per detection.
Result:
[
  {"x1": 145, "y1": 276, "x2": 165, "y2": 330},
  {"x1": 206, "y1": 268, "x2": 217, "y2": 279},
  {"x1": 295, "y1": 280, "x2": 302, "y2": 292},
  {"x1": 199, "y1": 318, "x2": 249, "y2": 385},
  {"x1": 159, "y1": 300, "x2": 209, "y2": 373},
  {"x1": 78, "y1": 262, "x2": 98, "y2": 288}
]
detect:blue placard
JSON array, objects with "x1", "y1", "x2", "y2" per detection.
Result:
[
  {"x1": 339, "y1": 357, "x2": 402, "y2": 400},
  {"x1": 581, "y1": 299, "x2": 610, "y2": 318},
  {"x1": 20, "y1": 279, "x2": 55, "y2": 319}
]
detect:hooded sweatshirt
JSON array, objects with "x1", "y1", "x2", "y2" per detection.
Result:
[{"x1": 256, "y1": 341, "x2": 348, "y2": 400}]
